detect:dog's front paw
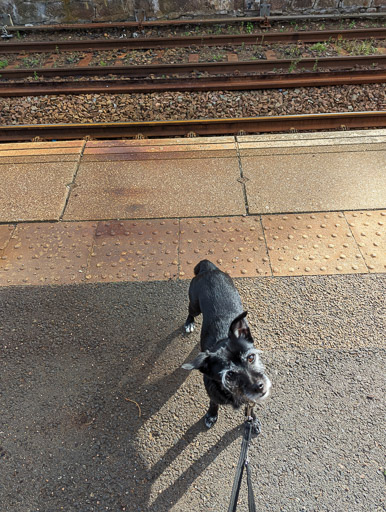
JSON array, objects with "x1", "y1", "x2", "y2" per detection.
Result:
[
  {"x1": 204, "y1": 413, "x2": 218, "y2": 429},
  {"x1": 184, "y1": 322, "x2": 195, "y2": 333},
  {"x1": 251, "y1": 417, "x2": 261, "y2": 436}
]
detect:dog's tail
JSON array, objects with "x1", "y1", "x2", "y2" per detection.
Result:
[{"x1": 193, "y1": 259, "x2": 218, "y2": 275}]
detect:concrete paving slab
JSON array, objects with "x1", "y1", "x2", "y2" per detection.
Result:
[
  {"x1": 84, "y1": 143, "x2": 236, "y2": 155},
  {"x1": 0, "y1": 155, "x2": 84, "y2": 164},
  {"x1": 86, "y1": 137, "x2": 235, "y2": 147},
  {"x1": 243, "y1": 151, "x2": 386, "y2": 214},
  {"x1": 82, "y1": 150, "x2": 236, "y2": 162},
  {"x1": 83, "y1": 140, "x2": 237, "y2": 161},
  {"x1": 0, "y1": 148, "x2": 84, "y2": 157},
  {"x1": 88, "y1": 219, "x2": 180, "y2": 282},
  {"x1": 0, "y1": 275, "x2": 384, "y2": 511},
  {"x1": 179, "y1": 216, "x2": 271, "y2": 278},
  {"x1": 0, "y1": 222, "x2": 96, "y2": 286},
  {"x1": 345, "y1": 210, "x2": 386, "y2": 273},
  {"x1": 237, "y1": 128, "x2": 386, "y2": 143},
  {"x1": 262, "y1": 212, "x2": 368, "y2": 276},
  {"x1": 0, "y1": 162, "x2": 78, "y2": 223},
  {"x1": 239, "y1": 142, "x2": 386, "y2": 157},
  {"x1": 63, "y1": 158, "x2": 245, "y2": 220},
  {"x1": 0, "y1": 141, "x2": 84, "y2": 150},
  {"x1": 237, "y1": 129, "x2": 386, "y2": 158}
]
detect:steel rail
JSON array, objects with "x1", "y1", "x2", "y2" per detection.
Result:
[
  {"x1": 2, "y1": 69, "x2": 385, "y2": 96},
  {"x1": 1, "y1": 55, "x2": 385, "y2": 80},
  {"x1": 0, "y1": 112, "x2": 385, "y2": 141},
  {"x1": 1, "y1": 28, "x2": 386, "y2": 52},
  {"x1": 6, "y1": 14, "x2": 386, "y2": 31}
]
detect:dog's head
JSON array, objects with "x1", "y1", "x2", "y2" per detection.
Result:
[{"x1": 182, "y1": 312, "x2": 271, "y2": 406}]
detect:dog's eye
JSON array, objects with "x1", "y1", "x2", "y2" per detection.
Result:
[
  {"x1": 226, "y1": 371, "x2": 236, "y2": 380},
  {"x1": 247, "y1": 354, "x2": 255, "y2": 363}
]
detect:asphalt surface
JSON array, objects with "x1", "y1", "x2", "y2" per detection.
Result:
[{"x1": 0, "y1": 274, "x2": 385, "y2": 511}]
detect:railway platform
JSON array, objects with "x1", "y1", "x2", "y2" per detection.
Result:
[
  {"x1": 0, "y1": 129, "x2": 385, "y2": 285},
  {"x1": 0, "y1": 129, "x2": 385, "y2": 512}
]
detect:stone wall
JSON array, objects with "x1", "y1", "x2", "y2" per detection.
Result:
[{"x1": 0, "y1": 0, "x2": 384, "y2": 25}]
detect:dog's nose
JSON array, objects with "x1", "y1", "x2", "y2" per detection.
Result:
[{"x1": 254, "y1": 382, "x2": 264, "y2": 393}]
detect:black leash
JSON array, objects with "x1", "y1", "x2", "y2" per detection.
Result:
[{"x1": 228, "y1": 404, "x2": 260, "y2": 512}]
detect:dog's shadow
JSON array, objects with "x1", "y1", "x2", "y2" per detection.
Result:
[
  {"x1": 147, "y1": 420, "x2": 240, "y2": 511},
  {"x1": 113, "y1": 320, "x2": 242, "y2": 511},
  {"x1": 1, "y1": 281, "x2": 244, "y2": 511}
]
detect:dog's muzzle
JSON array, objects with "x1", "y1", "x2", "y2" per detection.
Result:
[{"x1": 246, "y1": 376, "x2": 271, "y2": 403}]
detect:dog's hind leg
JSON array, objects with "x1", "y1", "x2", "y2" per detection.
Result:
[
  {"x1": 204, "y1": 401, "x2": 219, "y2": 429},
  {"x1": 184, "y1": 300, "x2": 200, "y2": 333}
]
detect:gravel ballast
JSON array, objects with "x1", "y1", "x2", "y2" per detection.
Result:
[{"x1": 1, "y1": 84, "x2": 384, "y2": 125}]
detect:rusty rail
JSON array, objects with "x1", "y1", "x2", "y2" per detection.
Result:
[
  {"x1": 1, "y1": 69, "x2": 385, "y2": 97},
  {"x1": 1, "y1": 28, "x2": 386, "y2": 52},
  {"x1": 0, "y1": 112, "x2": 385, "y2": 142}
]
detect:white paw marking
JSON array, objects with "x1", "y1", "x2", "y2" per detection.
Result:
[{"x1": 185, "y1": 323, "x2": 195, "y2": 333}]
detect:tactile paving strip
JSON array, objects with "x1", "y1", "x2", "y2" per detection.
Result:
[
  {"x1": 0, "y1": 223, "x2": 96, "y2": 286},
  {"x1": 1, "y1": 211, "x2": 385, "y2": 287},
  {"x1": 0, "y1": 225, "x2": 15, "y2": 250},
  {"x1": 345, "y1": 210, "x2": 386, "y2": 273},
  {"x1": 179, "y1": 217, "x2": 271, "y2": 279},
  {"x1": 262, "y1": 213, "x2": 368, "y2": 276},
  {"x1": 87, "y1": 219, "x2": 180, "y2": 282}
]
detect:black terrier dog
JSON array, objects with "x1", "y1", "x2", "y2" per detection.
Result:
[{"x1": 182, "y1": 260, "x2": 271, "y2": 429}]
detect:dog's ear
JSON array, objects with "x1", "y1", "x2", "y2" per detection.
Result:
[
  {"x1": 182, "y1": 351, "x2": 210, "y2": 374},
  {"x1": 229, "y1": 311, "x2": 253, "y2": 342}
]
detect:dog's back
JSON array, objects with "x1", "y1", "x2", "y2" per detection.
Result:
[{"x1": 189, "y1": 260, "x2": 244, "y2": 351}]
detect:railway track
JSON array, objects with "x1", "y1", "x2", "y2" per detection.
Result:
[
  {"x1": 2, "y1": 69, "x2": 385, "y2": 96},
  {"x1": 1, "y1": 19, "x2": 384, "y2": 142},
  {"x1": 1, "y1": 28, "x2": 386, "y2": 52},
  {"x1": 1, "y1": 112, "x2": 385, "y2": 142},
  {"x1": 1, "y1": 55, "x2": 385, "y2": 81}
]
